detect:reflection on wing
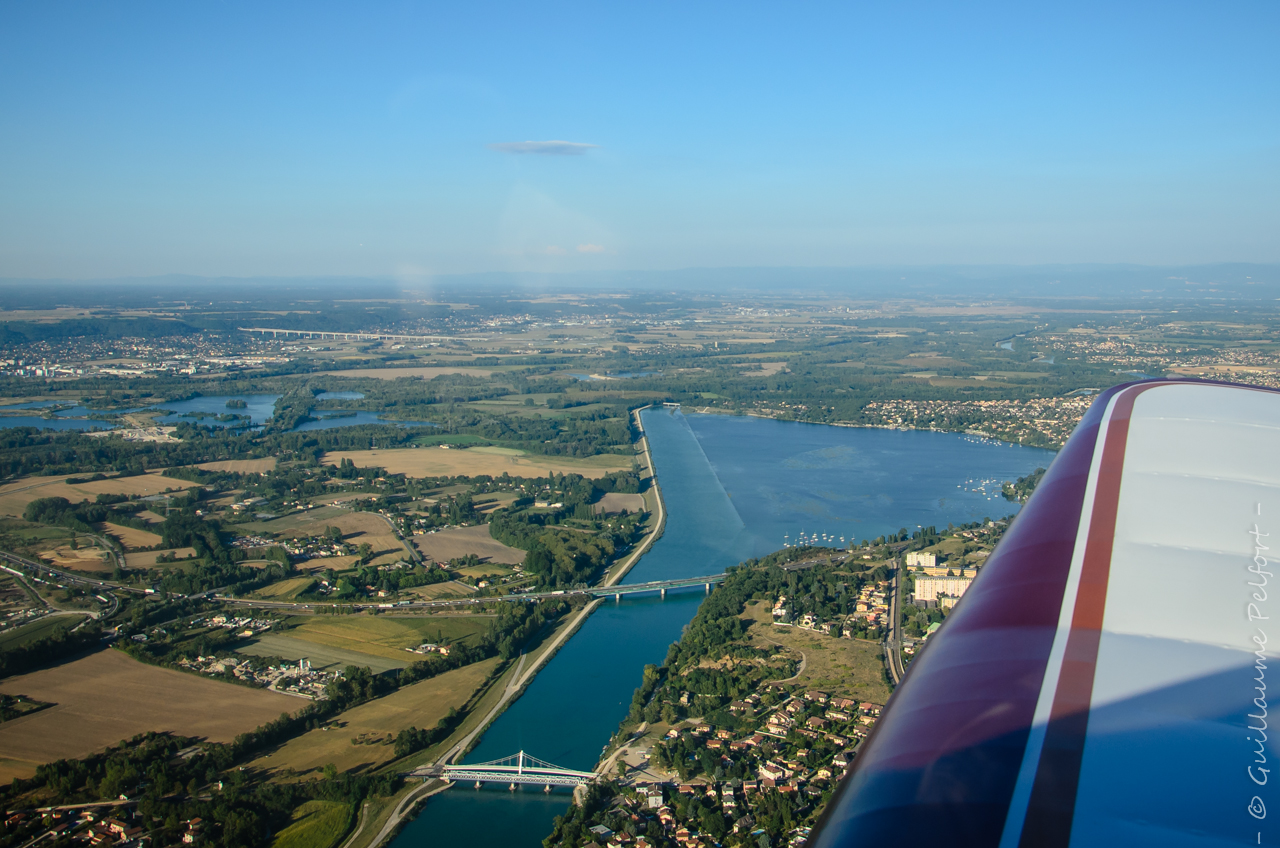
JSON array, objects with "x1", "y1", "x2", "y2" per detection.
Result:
[{"x1": 809, "y1": 380, "x2": 1280, "y2": 848}]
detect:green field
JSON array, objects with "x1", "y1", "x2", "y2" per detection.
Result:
[
  {"x1": 252, "y1": 577, "x2": 316, "y2": 599},
  {"x1": 236, "y1": 506, "x2": 348, "y2": 535},
  {"x1": 271, "y1": 800, "x2": 352, "y2": 848},
  {"x1": 0, "y1": 614, "x2": 88, "y2": 651},
  {"x1": 285, "y1": 614, "x2": 494, "y2": 658}
]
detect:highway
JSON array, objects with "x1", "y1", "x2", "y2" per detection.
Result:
[
  {"x1": 885, "y1": 563, "x2": 905, "y2": 685},
  {"x1": 0, "y1": 550, "x2": 146, "y2": 596}
]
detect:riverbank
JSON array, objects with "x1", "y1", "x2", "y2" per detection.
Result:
[{"x1": 601, "y1": 405, "x2": 667, "y2": 587}]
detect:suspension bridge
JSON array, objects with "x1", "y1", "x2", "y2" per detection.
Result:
[{"x1": 438, "y1": 751, "x2": 597, "y2": 789}]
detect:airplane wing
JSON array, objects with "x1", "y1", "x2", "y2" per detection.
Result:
[{"x1": 809, "y1": 380, "x2": 1280, "y2": 848}]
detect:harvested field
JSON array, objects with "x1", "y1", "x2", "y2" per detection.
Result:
[
  {"x1": 198, "y1": 458, "x2": 278, "y2": 474},
  {"x1": 98, "y1": 522, "x2": 162, "y2": 550},
  {"x1": 251, "y1": 657, "x2": 500, "y2": 776},
  {"x1": 253, "y1": 577, "x2": 316, "y2": 599},
  {"x1": 473, "y1": 492, "x2": 518, "y2": 513},
  {"x1": 412, "y1": 524, "x2": 525, "y2": 566},
  {"x1": 123, "y1": 548, "x2": 197, "y2": 568},
  {"x1": 135, "y1": 510, "x2": 166, "y2": 525},
  {"x1": 236, "y1": 506, "x2": 348, "y2": 534},
  {"x1": 404, "y1": 581, "x2": 475, "y2": 600},
  {"x1": 295, "y1": 555, "x2": 361, "y2": 572},
  {"x1": 0, "y1": 649, "x2": 299, "y2": 783},
  {"x1": 0, "y1": 473, "x2": 196, "y2": 519},
  {"x1": 314, "y1": 366, "x2": 492, "y2": 380},
  {"x1": 38, "y1": 546, "x2": 112, "y2": 572},
  {"x1": 236, "y1": 633, "x2": 409, "y2": 674},
  {"x1": 594, "y1": 492, "x2": 645, "y2": 515},
  {"x1": 323, "y1": 446, "x2": 631, "y2": 480}
]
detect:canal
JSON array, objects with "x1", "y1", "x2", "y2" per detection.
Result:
[{"x1": 388, "y1": 408, "x2": 1057, "y2": 847}]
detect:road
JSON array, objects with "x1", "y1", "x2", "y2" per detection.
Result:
[
  {"x1": 885, "y1": 564, "x2": 905, "y2": 685},
  {"x1": 0, "y1": 551, "x2": 145, "y2": 596}
]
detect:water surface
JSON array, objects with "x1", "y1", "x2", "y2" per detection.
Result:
[{"x1": 147, "y1": 394, "x2": 280, "y2": 427}]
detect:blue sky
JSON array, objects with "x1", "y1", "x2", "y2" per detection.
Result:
[{"x1": 0, "y1": 1, "x2": 1276, "y2": 279}]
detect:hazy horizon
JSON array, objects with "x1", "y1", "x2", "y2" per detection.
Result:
[{"x1": 2, "y1": 1, "x2": 1277, "y2": 280}]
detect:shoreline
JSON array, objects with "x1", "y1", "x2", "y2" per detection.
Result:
[
  {"x1": 601, "y1": 405, "x2": 667, "y2": 588},
  {"x1": 684, "y1": 406, "x2": 1064, "y2": 450}
]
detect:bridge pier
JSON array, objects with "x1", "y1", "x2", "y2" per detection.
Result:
[
  {"x1": 705, "y1": 582, "x2": 711, "y2": 594},
  {"x1": 615, "y1": 593, "x2": 620, "y2": 602},
  {"x1": 660, "y1": 587, "x2": 666, "y2": 599}
]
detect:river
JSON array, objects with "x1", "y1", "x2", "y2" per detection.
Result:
[{"x1": 388, "y1": 409, "x2": 1056, "y2": 847}]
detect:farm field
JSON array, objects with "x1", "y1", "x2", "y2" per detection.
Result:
[
  {"x1": 322, "y1": 446, "x2": 631, "y2": 480},
  {"x1": 0, "y1": 473, "x2": 197, "y2": 518},
  {"x1": 741, "y1": 601, "x2": 892, "y2": 704},
  {"x1": 123, "y1": 547, "x2": 197, "y2": 568},
  {"x1": 403, "y1": 581, "x2": 475, "y2": 600},
  {"x1": 294, "y1": 555, "x2": 361, "y2": 572},
  {"x1": 38, "y1": 545, "x2": 112, "y2": 571},
  {"x1": 235, "y1": 506, "x2": 348, "y2": 534},
  {"x1": 98, "y1": 522, "x2": 162, "y2": 550},
  {"x1": 198, "y1": 458, "x2": 278, "y2": 473},
  {"x1": 286, "y1": 615, "x2": 493, "y2": 660},
  {"x1": 594, "y1": 492, "x2": 645, "y2": 514},
  {"x1": 271, "y1": 800, "x2": 351, "y2": 848},
  {"x1": 411, "y1": 524, "x2": 525, "y2": 566},
  {"x1": 0, "y1": 648, "x2": 299, "y2": 783},
  {"x1": 252, "y1": 576, "x2": 316, "y2": 599},
  {"x1": 250, "y1": 657, "x2": 501, "y2": 776},
  {"x1": 473, "y1": 492, "x2": 518, "y2": 513},
  {"x1": 236, "y1": 633, "x2": 409, "y2": 674},
  {"x1": 453, "y1": 564, "x2": 515, "y2": 580}
]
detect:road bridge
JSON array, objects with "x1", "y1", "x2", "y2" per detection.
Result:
[
  {"x1": 437, "y1": 751, "x2": 596, "y2": 789},
  {"x1": 580, "y1": 573, "x2": 726, "y2": 601},
  {"x1": 217, "y1": 572, "x2": 728, "y2": 613},
  {"x1": 237, "y1": 327, "x2": 487, "y2": 343}
]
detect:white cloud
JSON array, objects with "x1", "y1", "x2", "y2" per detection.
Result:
[
  {"x1": 543, "y1": 245, "x2": 568, "y2": 255},
  {"x1": 488, "y1": 140, "x2": 598, "y2": 156},
  {"x1": 577, "y1": 243, "x2": 605, "y2": 253}
]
